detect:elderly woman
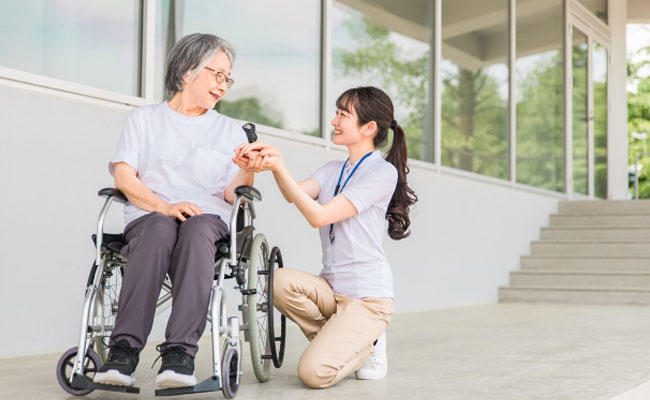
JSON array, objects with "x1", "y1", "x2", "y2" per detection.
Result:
[{"x1": 93, "y1": 33, "x2": 253, "y2": 389}]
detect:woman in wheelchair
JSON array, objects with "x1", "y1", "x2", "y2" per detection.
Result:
[
  {"x1": 92, "y1": 33, "x2": 257, "y2": 389},
  {"x1": 234, "y1": 86, "x2": 417, "y2": 389}
]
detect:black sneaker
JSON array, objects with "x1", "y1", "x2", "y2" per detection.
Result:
[
  {"x1": 93, "y1": 340, "x2": 139, "y2": 386},
  {"x1": 155, "y1": 345, "x2": 197, "y2": 388}
]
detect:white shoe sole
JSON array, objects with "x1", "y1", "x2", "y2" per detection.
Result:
[
  {"x1": 156, "y1": 369, "x2": 197, "y2": 388},
  {"x1": 93, "y1": 369, "x2": 136, "y2": 386},
  {"x1": 355, "y1": 369, "x2": 388, "y2": 380}
]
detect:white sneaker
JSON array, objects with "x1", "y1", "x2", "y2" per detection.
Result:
[
  {"x1": 355, "y1": 332, "x2": 388, "y2": 380},
  {"x1": 155, "y1": 369, "x2": 197, "y2": 388},
  {"x1": 93, "y1": 369, "x2": 136, "y2": 386}
]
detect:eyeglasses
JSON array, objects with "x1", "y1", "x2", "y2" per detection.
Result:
[{"x1": 204, "y1": 66, "x2": 234, "y2": 88}]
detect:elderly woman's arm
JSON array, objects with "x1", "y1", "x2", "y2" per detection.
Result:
[
  {"x1": 224, "y1": 167, "x2": 254, "y2": 204},
  {"x1": 113, "y1": 162, "x2": 203, "y2": 222}
]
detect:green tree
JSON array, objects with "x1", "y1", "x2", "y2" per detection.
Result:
[
  {"x1": 335, "y1": 14, "x2": 510, "y2": 178},
  {"x1": 215, "y1": 96, "x2": 283, "y2": 129},
  {"x1": 516, "y1": 51, "x2": 565, "y2": 192},
  {"x1": 572, "y1": 42, "x2": 589, "y2": 195},
  {"x1": 441, "y1": 66, "x2": 508, "y2": 179},
  {"x1": 628, "y1": 45, "x2": 650, "y2": 198},
  {"x1": 334, "y1": 16, "x2": 429, "y2": 159}
]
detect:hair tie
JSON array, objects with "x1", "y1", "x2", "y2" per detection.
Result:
[{"x1": 390, "y1": 120, "x2": 398, "y2": 130}]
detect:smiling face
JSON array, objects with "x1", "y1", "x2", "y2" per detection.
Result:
[
  {"x1": 331, "y1": 102, "x2": 377, "y2": 146},
  {"x1": 183, "y1": 49, "x2": 232, "y2": 110}
]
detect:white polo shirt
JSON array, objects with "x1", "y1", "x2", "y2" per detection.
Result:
[
  {"x1": 109, "y1": 102, "x2": 248, "y2": 227},
  {"x1": 311, "y1": 151, "x2": 398, "y2": 299}
]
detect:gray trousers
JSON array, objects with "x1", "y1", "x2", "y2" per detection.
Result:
[{"x1": 110, "y1": 212, "x2": 228, "y2": 357}]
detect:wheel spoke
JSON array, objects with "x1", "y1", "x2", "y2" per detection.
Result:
[
  {"x1": 66, "y1": 360, "x2": 74, "y2": 368},
  {"x1": 257, "y1": 320, "x2": 268, "y2": 338}
]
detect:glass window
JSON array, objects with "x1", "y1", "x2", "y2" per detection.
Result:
[
  {"x1": 572, "y1": 27, "x2": 588, "y2": 195},
  {"x1": 155, "y1": 0, "x2": 321, "y2": 136},
  {"x1": 593, "y1": 40, "x2": 607, "y2": 198},
  {"x1": 441, "y1": 0, "x2": 509, "y2": 179},
  {"x1": 515, "y1": 0, "x2": 564, "y2": 192},
  {"x1": 0, "y1": 0, "x2": 142, "y2": 96},
  {"x1": 330, "y1": 0, "x2": 434, "y2": 161},
  {"x1": 577, "y1": 0, "x2": 607, "y2": 25}
]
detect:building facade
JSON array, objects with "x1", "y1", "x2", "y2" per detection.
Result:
[{"x1": 0, "y1": 0, "x2": 646, "y2": 357}]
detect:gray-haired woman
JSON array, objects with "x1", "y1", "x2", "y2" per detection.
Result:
[{"x1": 93, "y1": 33, "x2": 256, "y2": 389}]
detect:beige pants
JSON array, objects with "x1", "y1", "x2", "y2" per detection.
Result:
[{"x1": 273, "y1": 268, "x2": 394, "y2": 389}]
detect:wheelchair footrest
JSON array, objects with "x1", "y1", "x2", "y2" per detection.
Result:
[
  {"x1": 71, "y1": 374, "x2": 140, "y2": 394},
  {"x1": 155, "y1": 376, "x2": 221, "y2": 397}
]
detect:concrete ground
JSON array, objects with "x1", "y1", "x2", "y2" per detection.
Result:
[{"x1": 3, "y1": 303, "x2": 650, "y2": 400}]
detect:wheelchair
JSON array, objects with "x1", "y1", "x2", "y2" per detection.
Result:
[{"x1": 56, "y1": 124, "x2": 287, "y2": 398}]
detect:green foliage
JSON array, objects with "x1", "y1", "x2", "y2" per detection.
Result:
[
  {"x1": 629, "y1": 45, "x2": 650, "y2": 199},
  {"x1": 573, "y1": 43, "x2": 589, "y2": 195},
  {"x1": 441, "y1": 66, "x2": 508, "y2": 179},
  {"x1": 215, "y1": 96, "x2": 283, "y2": 129},
  {"x1": 334, "y1": 16, "x2": 429, "y2": 160},
  {"x1": 515, "y1": 51, "x2": 565, "y2": 192}
]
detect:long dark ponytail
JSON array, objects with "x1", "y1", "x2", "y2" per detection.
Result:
[{"x1": 336, "y1": 86, "x2": 418, "y2": 240}]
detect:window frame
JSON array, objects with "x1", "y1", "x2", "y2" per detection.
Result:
[{"x1": 0, "y1": 0, "x2": 613, "y2": 200}]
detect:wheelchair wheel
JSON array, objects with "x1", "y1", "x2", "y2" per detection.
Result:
[
  {"x1": 91, "y1": 264, "x2": 123, "y2": 362},
  {"x1": 267, "y1": 246, "x2": 286, "y2": 368},
  {"x1": 221, "y1": 347, "x2": 240, "y2": 399},
  {"x1": 56, "y1": 346, "x2": 102, "y2": 396},
  {"x1": 245, "y1": 233, "x2": 272, "y2": 382}
]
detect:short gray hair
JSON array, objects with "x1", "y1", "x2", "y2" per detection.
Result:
[{"x1": 164, "y1": 33, "x2": 236, "y2": 98}]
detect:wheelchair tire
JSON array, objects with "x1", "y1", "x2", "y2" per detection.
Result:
[
  {"x1": 267, "y1": 246, "x2": 286, "y2": 368},
  {"x1": 56, "y1": 346, "x2": 102, "y2": 396},
  {"x1": 245, "y1": 233, "x2": 272, "y2": 383},
  {"x1": 221, "y1": 347, "x2": 240, "y2": 399}
]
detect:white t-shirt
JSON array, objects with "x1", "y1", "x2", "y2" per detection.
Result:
[
  {"x1": 311, "y1": 151, "x2": 398, "y2": 299},
  {"x1": 109, "y1": 102, "x2": 248, "y2": 227}
]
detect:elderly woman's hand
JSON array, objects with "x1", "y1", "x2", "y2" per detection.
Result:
[
  {"x1": 233, "y1": 142, "x2": 282, "y2": 173},
  {"x1": 157, "y1": 201, "x2": 204, "y2": 222}
]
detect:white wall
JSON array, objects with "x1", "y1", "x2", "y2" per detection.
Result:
[{"x1": 0, "y1": 83, "x2": 561, "y2": 358}]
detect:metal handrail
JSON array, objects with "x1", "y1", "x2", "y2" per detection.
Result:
[{"x1": 634, "y1": 152, "x2": 650, "y2": 199}]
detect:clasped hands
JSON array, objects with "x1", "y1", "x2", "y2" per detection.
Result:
[{"x1": 232, "y1": 142, "x2": 281, "y2": 173}]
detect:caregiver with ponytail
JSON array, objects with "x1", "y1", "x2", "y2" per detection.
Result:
[{"x1": 234, "y1": 86, "x2": 417, "y2": 389}]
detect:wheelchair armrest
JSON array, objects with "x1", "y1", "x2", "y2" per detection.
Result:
[
  {"x1": 98, "y1": 187, "x2": 128, "y2": 204},
  {"x1": 235, "y1": 185, "x2": 262, "y2": 202}
]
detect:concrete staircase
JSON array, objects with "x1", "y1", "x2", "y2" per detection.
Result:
[{"x1": 499, "y1": 200, "x2": 650, "y2": 304}]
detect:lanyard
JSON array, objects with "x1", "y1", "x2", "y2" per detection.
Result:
[{"x1": 328, "y1": 151, "x2": 374, "y2": 244}]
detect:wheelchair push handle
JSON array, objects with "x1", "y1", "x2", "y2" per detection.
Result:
[{"x1": 242, "y1": 122, "x2": 257, "y2": 144}]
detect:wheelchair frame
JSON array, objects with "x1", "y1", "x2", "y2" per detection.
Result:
[{"x1": 57, "y1": 185, "x2": 285, "y2": 398}]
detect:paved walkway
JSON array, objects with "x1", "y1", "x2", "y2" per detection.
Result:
[{"x1": 2, "y1": 303, "x2": 650, "y2": 399}]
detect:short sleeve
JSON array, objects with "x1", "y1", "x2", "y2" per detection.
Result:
[
  {"x1": 341, "y1": 163, "x2": 398, "y2": 214},
  {"x1": 109, "y1": 109, "x2": 141, "y2": 176},
  {"x1": 311, "y1": 161, "x2": 338, "y2": 192},
  {"x1": 224, "y1": 124, "x2": 250, "y2": 186}
]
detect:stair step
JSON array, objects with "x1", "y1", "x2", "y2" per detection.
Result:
[
  {"x1": 549, "y1": 214, "x2": 650, "y2": 227},
  {"x1": 521, "y1": 256, "x2": 650, "y2": 271},
  {"x1": 499, "y1": 286, "x2": 650, "y2": 305},
  {"x1": 540, "y1": 227, "x2": 650, "y2": 241},
  {"x1": 530, "y1": 241, "x2": 650, "y2": 257},
  {"x1": 510, "y1": 270, "x2": 650, "y2": 288},
  {"x1": 558, "y1": 199, "x2": 650, "y2": 215}
]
